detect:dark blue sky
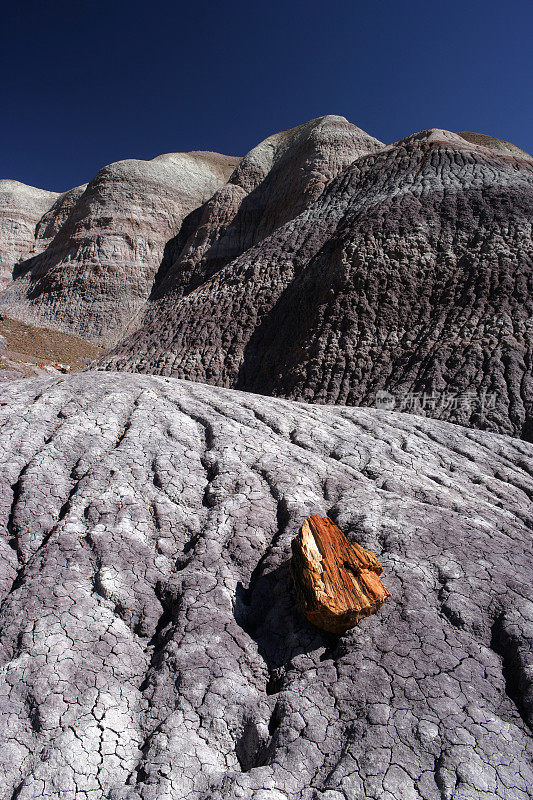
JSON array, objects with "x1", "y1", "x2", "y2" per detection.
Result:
[{"x1": 2, "y1": 0, "x2": 532, "y2": 192}]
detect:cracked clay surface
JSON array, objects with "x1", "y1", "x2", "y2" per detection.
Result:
[{"x1": 0, "y1": 372, "x2": 531, "y2": 799}]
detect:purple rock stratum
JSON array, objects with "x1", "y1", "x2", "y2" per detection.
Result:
[
  {"x1": 0, "y1": 372, "x2": 532, "y2": 799},
  {"x1": 0, "y1": 151, "x2": 239, "y2": 343}
]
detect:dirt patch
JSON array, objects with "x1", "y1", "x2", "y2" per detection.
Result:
[{"x1": 0, "y1": 315, "x2": 103, "y2": 380}]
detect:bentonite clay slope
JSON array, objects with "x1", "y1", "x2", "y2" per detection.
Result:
[
  {"x1": 149, "y1": 115, "x2": 384, "y2": 300},
  {"x1": 0, "y1": 181, "x2": 61, "y2": 289},
  {"x1": 0, "y1": 151, "x2": 240, "y2": 344},
  {"x1": 1, "y1": 372, "x2": 532, "y2": 800},
  {"x1": 102, "y1": 128, "x2": 533, "y2": 440}
]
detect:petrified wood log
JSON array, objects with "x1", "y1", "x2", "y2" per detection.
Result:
[{"x1": 291, "y1": 515, "x2": 390, "y2": 634}]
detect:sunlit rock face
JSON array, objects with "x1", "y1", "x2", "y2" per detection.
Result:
[
  {"x1": 0, "y1": 115, "x2": 383, "y2": 344},
  {"x1": 0, "y1": 180, "x2": 60, "y2": 289},
  {"x1": 102, "y1": 125, "x2": 533, "y2": 439},
  {"x1": 0, "y1": 371, "x2": 531, "y2": 799},
  {"x1": 0, "y1": 151, "x2": 239, "y2": 344}
]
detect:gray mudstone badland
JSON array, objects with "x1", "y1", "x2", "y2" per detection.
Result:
[
  {"x1": 0, "y1": 152, "x2": 239, "y2": 344},
  {"x1": 1, "y1": 117, "x2": 531, "y2": 438},
  {"x1": 0, "y1": 180, "x2": 62, "y2": 290},
  {"x1": 0, "y1": 372, "x2": 531, "y2": 799},
  {"x1": 101, "y1": 126, "x2": 533, "y2": 440}
]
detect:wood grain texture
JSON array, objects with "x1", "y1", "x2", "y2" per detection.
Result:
[{"x1": 291, "y1": 514, "x2": 390, "y2": 633}]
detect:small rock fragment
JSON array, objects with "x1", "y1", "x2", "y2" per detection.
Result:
[
  {"x1": 50, "y1": 362, "x2": 71, "y2": 373},
  {"x1": 291, "y1": 515, "x2": 390, "y2": 633}
]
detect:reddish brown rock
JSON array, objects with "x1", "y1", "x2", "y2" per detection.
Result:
[{"x1": 291, "y1": 515, "x2": 390, "y2": 634}]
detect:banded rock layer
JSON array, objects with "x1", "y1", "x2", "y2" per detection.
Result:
[
  {"x1": 0, "y1": 372, "x2": 532, "y2": 799},
  {"x1": 2, "y1": 118, "x2": 532, "y2": 437},
  {"x1": 0, "y1": 151, "x2": 239, "y2": 343},
  {"x1": 0, "y1": 180, "x2": 62, "y2": 290},
  {"x1": 102, "y1": 127, "x2": 533, "y2": 439}
]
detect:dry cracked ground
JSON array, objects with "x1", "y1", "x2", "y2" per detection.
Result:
[{"x1": 0, "y1": 372, "x2": 532, "y2": 800}]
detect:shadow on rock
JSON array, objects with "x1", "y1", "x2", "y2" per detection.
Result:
[{"x1": 234, "y1": 560, "x2": 340, "y2": 689}]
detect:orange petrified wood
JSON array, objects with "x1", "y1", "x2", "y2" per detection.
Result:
[{"x1": 291, "y1": 515, "x2": 390, "y2": 634}]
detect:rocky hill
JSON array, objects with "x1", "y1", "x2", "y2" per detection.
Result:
[
  {"x1": 0, "y1": 152, "x2": 239, "y2": 343},
  {"x1": 2, "y1": 119, "x2": 532, "y2": 800},
  {"x1": 102, "y1": 126, "x2": 533, "y2": 439},
  {"x1": 1, "y1": 117, "x2": 532, "y2": 439},
  {"x1": 0, "y1": 372, "x2": 531, "y2": 799},
  {"x1": 0, "y1": 180, "x2": 62, "y2": 290}
]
